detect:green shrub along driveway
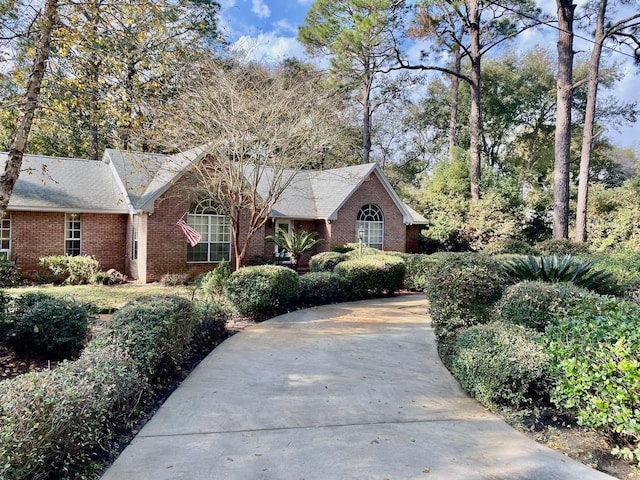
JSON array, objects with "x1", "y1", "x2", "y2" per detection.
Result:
[{"x1": 101, "y1": 296, "x2": 611, "y2": 480}]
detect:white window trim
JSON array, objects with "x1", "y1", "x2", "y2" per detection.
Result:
[
  {"x1": 186, "y1": 200, "x2": 231, "y2": 263},
  {"x1": 356, "y1": 204, "x2": 384, "y2": 249},
  {"x1": 132, "y1": 215, "x2": 139, "y2": 261},
  {"x1": 0, "y1": 212, "x2": 11, "y2": 259},
  {"x1": 65, "y1": 213, "x2": 82, "y2": 256}
]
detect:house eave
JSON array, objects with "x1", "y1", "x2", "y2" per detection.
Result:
[{"x1": 7, "y1": 206, "x2": 131, "y2": 215}]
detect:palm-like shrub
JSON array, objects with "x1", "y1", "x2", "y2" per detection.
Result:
[
  {"x1": 502, "y1": 255, "x2": 618, "y2": 294},
  {"x1": 266, "y1": 229, "x2": 324, "y2": 271}
]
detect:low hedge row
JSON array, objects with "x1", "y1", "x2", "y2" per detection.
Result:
[
  {"x1": 335, "y1": 255, "x2": 406, "y2": 299},
  {"x1": 299, "y1": 272, "x2": 348, "y2": 306},
  {"x1": 0, "y1": 295, "x2": 229, "y2": 479},
  {"x1": 225, "y1": 255, "x2": 409, "y2": 316},
  {"x1": 426, "y1": 251, "x2": 640, "y2": 466}
]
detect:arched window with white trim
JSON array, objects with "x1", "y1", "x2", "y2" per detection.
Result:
[
  {"x1": 356, "y1": 204, "x2": 384, "y2": 249},
  {"x1": 187, "y1": 199, "x2": 231, "y2": 262}
]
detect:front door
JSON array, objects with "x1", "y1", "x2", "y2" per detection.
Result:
[{"x1": 274, "y1": 220, "x2": 292, "y2": 260}]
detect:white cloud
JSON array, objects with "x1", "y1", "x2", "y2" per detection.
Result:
[
  {"x1": 273, "y1": 18, "x2": 298, "y2": 35},
  {"x1": 252, "y1": 0, "x2": 271, "y2": 19},
  {"x1": 297, "y1": 0, "x2": 313, "y2": 4},
  {"x1": 231, "y1": 32, "x2": 308, "y2": 63}
]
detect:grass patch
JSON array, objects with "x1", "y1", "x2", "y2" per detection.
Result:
[{"x1": 3, "y1": 284, "x2": 194, "y2": 312}]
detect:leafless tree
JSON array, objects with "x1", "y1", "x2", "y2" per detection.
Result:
[{"x1": 149, "y1": 60, "x2": 353, "y2": 268}]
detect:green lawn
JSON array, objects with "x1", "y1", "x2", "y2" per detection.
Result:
[{"x1": 3, "y1": 283, "x2": 195, "y2": 311}]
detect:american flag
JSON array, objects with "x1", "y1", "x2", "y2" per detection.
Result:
[{"x1": 177, "y1": 218, "x2": 202, "y2": 247}]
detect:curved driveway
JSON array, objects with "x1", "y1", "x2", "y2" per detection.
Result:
[{"x1": 101, "y1": 295, "x2": 612, "y2": 480}]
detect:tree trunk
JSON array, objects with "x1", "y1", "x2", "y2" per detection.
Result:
[
  {"x1": 0, "y1": 0, "x2": 58, "y2": 213},
  {"x1": 362, "y1": 72, "x2": 373, "y2": 164},
  {"x1": 575, "y1": 0, "x2": 606, "y2": 243},
  {"x1": 90, "y1": 59, "x2": 100, "y2": 160},
  {"x1": 553, "y1": 0, "x2": 576, "y2": 239},
  {"x1": 468, "y1": 0, "x2": 482, "y2": 203},
  {"x1": 448, "y1": 44, "x2": 462, "y2": 164}
]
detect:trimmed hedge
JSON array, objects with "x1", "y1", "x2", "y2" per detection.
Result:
[
  {"x1": 309, "y1": 252, "x2": 347, "y2": 272},
  {"x1": 299, "y1": 272, "x2": 349, "y2": 306},
  {"x1": 7, "y1": 295, "x2": 90, "y2": 358},
  {"x1": 483, "y1": 238, "x2": 537, "y2": 256},
  {"x1": 101, "y1": 295, "x2": 198, "y2": 379},
  {"x1": 452, "y1": 322, "x2": 550, "y2": 408},
  {"x1": 224, "y1": 265, "x2": 300, "y2": 318},
  {"x1": 334, "y1": 255, "x2": 406, "y2": 299},
  {"x1": 535, "y1": 239, "x2": 590, "y2": 256},
  {"x1": 494, "y1": 281, "x2": 586, "y2": 332},
  {"x1": 391, "y1": 253, "x2": 441, "y2": 291},
  {"x1": 0, "y1": 295, "x2": 224, "y2": 479},
  {"x1": 424, "y1": 253, "x2": 508, "y2": 367}
]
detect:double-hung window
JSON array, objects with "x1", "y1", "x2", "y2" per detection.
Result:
[
  {"x1": 186, "y1": 200, "x2": 231, "y2": 262},
  {"x1": 65, "y1": 213, "x2": 82, "y2": 256},
  {"x1": 0, "y1": 212, "x2": 10, "y2": 259}
]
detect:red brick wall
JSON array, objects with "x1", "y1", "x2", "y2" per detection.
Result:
[
  {"x1": 145, "y1": 195, "x2": 192, "y2": 282},
  {"x1": 10, "y1": 211, "x2": 126, "y2": 277},
  {"x1": 143, "y1": 193, "x2": 270, "y2": 281},
  {"x1": 82, "y1": 213, "x2": 127, "y2": 271},
  {"x1": 329, "y1": 173, "x2": 407, "y2": 252}
]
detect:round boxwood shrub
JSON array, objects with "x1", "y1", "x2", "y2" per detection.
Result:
[
  {"x1": 299, "y1": 272, "x2": 349, "y2": 306},
  {"x1": 106, "y1": 295, "x2": 197, "y2": 379},
  {"x1": 483, "y1": 238, "x2": 537, "y2": 256},
  {"x1": 334, "y1": 254, "x2": 406, "y2": 299},
  {"x1": 7, "y1": 295, "x2": 90, "y2": 357},
  {"x1": 224, "y1": 265, "x2": 301, "y2": 318},
  {"x1": 535, "y1": 238, "x2": 590, "y2": 256},
  {"x1": 424, "y1": 253, "x2": 508, "y2": 367},
  {"x1": 309, "y1": 252, "x2": 347, "y2": 272},
  {"x1": 452, "y1": 322, "x2": 550, "y2": 407},
  {"x1": 495, "y1": 281, "x2": 586, "y2": 332}
]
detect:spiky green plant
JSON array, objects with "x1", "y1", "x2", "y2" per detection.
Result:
[
  {"x1": 265, "y1": 229, "x2": 324, "y2": 271},
  {"x1": 502, "y1": 255, "x2": 619, "y2": 294}
]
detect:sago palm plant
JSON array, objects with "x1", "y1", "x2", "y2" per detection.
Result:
[
  {"x1": 502, "y1": 254, "x2": 619, "y2": 294},
  {"x1": 266, "y1": 228, "x2": 324, "y2": 271}
]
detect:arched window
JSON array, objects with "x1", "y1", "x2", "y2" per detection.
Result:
[
  {"x1": 356, "y1": 204, "x2": 384, "y2": 249},
  {"x1": 187, "y1": 199, "x2": 231, "y2": 262}
]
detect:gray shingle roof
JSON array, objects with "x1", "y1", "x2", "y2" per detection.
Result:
[
  {"x1": 0, "y1": 153, "x2": 129, "y2": 213},
  {"x1": 1, "y1": 149, "x2": 427, "y2": 225}
]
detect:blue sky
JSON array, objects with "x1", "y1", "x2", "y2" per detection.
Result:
[{"x1": 219, "y1": 0, "x2": 639, "y2": 151}]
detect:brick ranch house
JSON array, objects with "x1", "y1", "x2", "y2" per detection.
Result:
[{"x1": 0, "y1": 149, "x2": 427, "y2": 283}]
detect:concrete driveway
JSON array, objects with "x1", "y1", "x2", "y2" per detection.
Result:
[{"x1": 101, "y1": 295, "x2": 612, "y2": 480}]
